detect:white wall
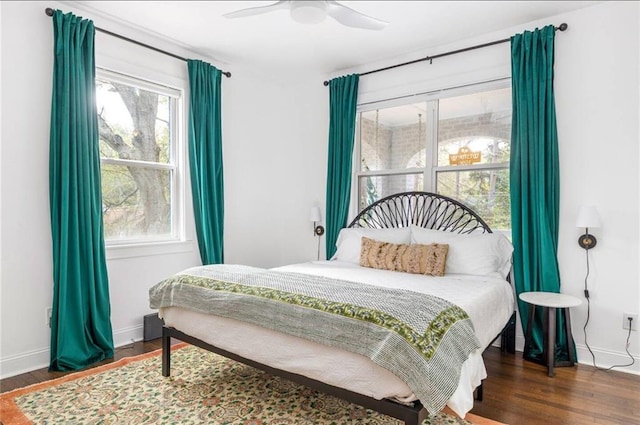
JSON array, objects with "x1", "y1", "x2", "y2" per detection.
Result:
[
  {"x1": 333, "y1": 1, "x2": 639, "y2": 373},
  {"x1": 554, "y1": 1, "x2": 639, "y2": 373},
  {"x1": 223, "y1": 67, "x2": 328, "y2": 268},
  {"x1": 0, "y1": 1, "x2": 328, "y2": 378}
]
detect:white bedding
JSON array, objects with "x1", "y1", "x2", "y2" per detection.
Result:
[{"x1": 159, "y1": 260, "x2": 514, "y2": 418}]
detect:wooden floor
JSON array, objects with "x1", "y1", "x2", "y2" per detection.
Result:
[
  {"x1": 476, "y1": 348, "x2": 639, "y2": 424},
  {"x1": 1, "y1": 340, "x2": 639, "y2": 425}
]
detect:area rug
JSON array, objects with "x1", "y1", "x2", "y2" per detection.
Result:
[{"x1": 0, "y1": 344, "x2": 504, "y2": 424}]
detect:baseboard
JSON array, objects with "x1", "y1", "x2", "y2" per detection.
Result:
[
  {"x1": 508, "y1": 334, "x2": 639, "y2": 375},
  {"x1": 490, "y1": 334, "x2": 525, "y2": 352},
  {"x1": 112, "y1": 324, "x2": 144, "y2": 348},
  {"x1": 3, "y1": 328, "x2": 637, "y2": 380},
  {"x1": 0, "y1": 325, "x2": 144, "y2": 380},
  {"x1": 0, "y1": 347, "x2": 50, "y2": 380},
  {"x1": 575, "y1": 344, "x2": 640, "y2": 375},
  {"x1": 515, "y1": 334, "x2": 525, "y2": 352}
]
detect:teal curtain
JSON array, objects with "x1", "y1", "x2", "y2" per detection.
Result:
[
  {"x1": 187, "y1": 60, "x2": 224, "y2": 265},
  {"x1": 325, "y1": 74, "x2": 359, "y2": 259},
  {"x1": 510, "y1": 25, "x2": 573, "y2": 362},
  {"x1": 49, "y1": 10, "x2": 114, "y2": 371}
]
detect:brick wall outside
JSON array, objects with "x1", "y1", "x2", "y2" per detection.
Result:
[
  {"x1": 439, "y1": 112, "x2": 511, "y2": 146},
  {"x1": 359, "y1": 111, "x2": 510, "y2": 205}
]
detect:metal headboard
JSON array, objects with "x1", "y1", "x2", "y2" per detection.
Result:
[{"x1": 347, "y1": 191, "x2": 492, "y2": 234}]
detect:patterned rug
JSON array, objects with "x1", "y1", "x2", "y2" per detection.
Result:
[{"x1": 0, "y1": 344, "x2": 504, "y2": 424}]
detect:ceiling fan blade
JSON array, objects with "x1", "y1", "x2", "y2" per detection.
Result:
[
  {"x1": 223, "y1": 1, "x2": 289, "y2": 19},
  {"x1": 326, "y1": 1, "x2": 389, "y2": 30}
]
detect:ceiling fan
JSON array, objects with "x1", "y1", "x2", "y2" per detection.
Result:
[{"x1": 223, "y1": 1, "x2": 389, "y2": 30}]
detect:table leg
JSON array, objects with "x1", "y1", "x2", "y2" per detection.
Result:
[
  {"x1": 524, "y1": 303, "x2": 535, "y2": 360},
  {"x1": 547, "y1": 307, "x2": 556, "y2": 377},
  {"x1": 564, "y1": 308, "x2": 576, "y2": 365}
]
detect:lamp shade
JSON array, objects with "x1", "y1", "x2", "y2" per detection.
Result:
[
  {"x1": 576, "y1": 206, "x2": 601, "y2": 228},
  {"x1": 310, "y1": 206, "x2": 322, "y2": 222}
]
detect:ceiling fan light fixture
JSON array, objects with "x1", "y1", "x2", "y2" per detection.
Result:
[
  {"x1": 224, "y1": 0, "x2": 388, "y2": 30},
  {"x1": 290, "y1": 1, "x2": 327, "y2": 24}
]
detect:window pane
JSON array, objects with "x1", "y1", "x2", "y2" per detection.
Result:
[
  {"x1": 438, "y1": 88, "x2": 511, "y2": 166},
  {"x1": 360, "y1": 103, "x2": 427, "y2": 172},
  {"x1": 101, "y1": 163, "x2": 172, "y2": 241},
  {"x1": 96, "y1": 79, "x2": 171, "y2": 164},
  {"x1": 358, "y1": 173, "x2": 423, "y2": 210},
  {"x1": 436, "y1": 169, "x2": 510, "y2": 231},
  {"x1": 97, "y1": 72, "x2": 178, "y2": 244}
]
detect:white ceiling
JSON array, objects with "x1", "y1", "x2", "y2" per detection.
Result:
[{"x1": 66, "y1": 1, "x2": 600, "y2": 75}]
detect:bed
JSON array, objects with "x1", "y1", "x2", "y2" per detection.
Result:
[{"x1": 150, "y1": 191, "x2": 516, "y2": 424}]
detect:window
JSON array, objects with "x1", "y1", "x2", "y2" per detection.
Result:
[
  {"x1": 355, "y1": 82, "x2": 511, "y2": 232},
  {"x1": 96, "y1": 70, "x2": 182, "y2": 244}
]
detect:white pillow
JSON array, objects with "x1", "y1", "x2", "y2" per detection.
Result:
[
  {"x1": 331, "y1": 227, "x2": 411, "y2": 264},
  {"x1": 410, "y1": 225, "x2": 513, "y2": 279}
]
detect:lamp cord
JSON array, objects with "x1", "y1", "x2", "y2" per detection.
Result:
[
  {"x1": 582, "y1": 247, "x2": 635, "y2": 370},
  {"x1": 583, "y1": 243, "x2": 590, "y2": 298}
]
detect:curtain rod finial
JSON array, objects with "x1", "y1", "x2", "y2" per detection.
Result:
[
  {"x1": 45, "y1": 7, "x2": 55, "y2": 16},
  {"x1": 558, "y1": 23, "x2": 568, "y2": 31},
  {"x1": 323, "y1": 81, "x2": 329, "y2": 86}
]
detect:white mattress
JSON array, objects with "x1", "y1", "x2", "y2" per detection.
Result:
[{"x1": 159, "y1": 260, "x2": 514, "y2": 418}]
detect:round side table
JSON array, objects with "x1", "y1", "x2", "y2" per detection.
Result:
[{"x1": 519, "y1": 291, "x2": 581, "y2": 377}]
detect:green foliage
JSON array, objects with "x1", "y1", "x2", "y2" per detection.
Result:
[
  {"x1": 97, "y1": 78, "x2": 173, "y2": 240},
  {"x1": 437, "y1": 168, "x2": 511, "y2": 232},
  {"x1": 101, "y1": 164, "x2": 141, "y2": 238},
  {"x1": 360, "y1": 159, "x2": 379, "y2": 209}
]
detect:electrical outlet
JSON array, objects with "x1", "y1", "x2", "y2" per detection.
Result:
[
  {"x1": 46, "y1": 308, "x2": 52, "y2": 327},
  {"x1": 622, "y1": 313, "x2": 638, "y2": 331}
]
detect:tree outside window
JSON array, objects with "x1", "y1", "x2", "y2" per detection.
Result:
[{"x1": 96, "y1": 71, "x2": 180, "y2": 243}]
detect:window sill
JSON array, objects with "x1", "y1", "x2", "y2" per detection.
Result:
[{"x1": 106, "y1": 240, "x2": 196, "y2": 260}]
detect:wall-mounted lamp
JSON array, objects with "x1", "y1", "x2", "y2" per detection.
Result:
[
  {"x1": 310, "y1": 206, "x2": 325, "y2": 236},
  {"x1": 576, "y1": 205, "x2": 601, "y2": 250}
]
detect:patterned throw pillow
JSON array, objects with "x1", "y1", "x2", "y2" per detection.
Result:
[{"x1": 360, "y1": 237, "x2": 449, "y2": 276}]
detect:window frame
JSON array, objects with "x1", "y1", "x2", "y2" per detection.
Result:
[
  {"x1": 96, "y1": 67, "x2": 187, "y2": 251},
  {"x1": 352, "y1": 78, "x2": 512, "y2": 228}
]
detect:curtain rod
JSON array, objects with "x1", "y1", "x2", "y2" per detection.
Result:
[
  {"x1": 44, "y1": 8, "x2": 232, "y2": 78},
  {"x1": 323, "y1": 23, "x2": 568, "y2": 86}
]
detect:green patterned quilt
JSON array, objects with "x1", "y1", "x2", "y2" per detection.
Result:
[{"x1": 149, "y1": 264, "x2": 481, "y2": 415}]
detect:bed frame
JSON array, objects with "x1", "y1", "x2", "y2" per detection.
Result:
[{"x1": 161, "y1": 191, "x2": 516, "y2": 425}]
